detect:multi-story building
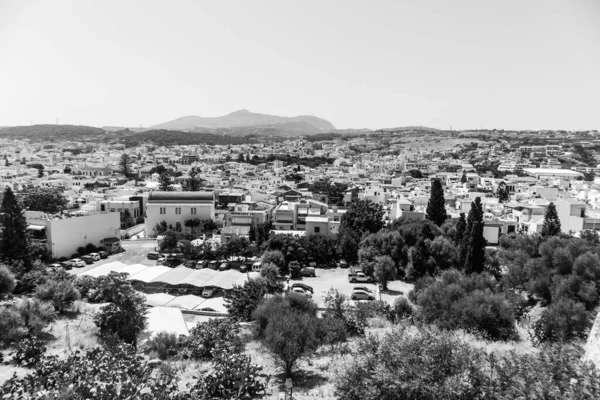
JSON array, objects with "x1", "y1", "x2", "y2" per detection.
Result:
[{"x1": 146, "y1": 191, "x2": 215, "y2": 235}]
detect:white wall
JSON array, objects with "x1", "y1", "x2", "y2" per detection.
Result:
[
  {"x1": 146, "y1": 203, "x2": 214, "y2": 234},
  {"x1": 48, "y1": 212, "x2": 120, "y2": 258}
]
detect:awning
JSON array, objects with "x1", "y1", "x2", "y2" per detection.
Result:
[{"x1": 27, "y1": 225, "x2": 46, "y2": 231}]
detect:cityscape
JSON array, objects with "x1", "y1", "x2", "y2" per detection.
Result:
[{"x1": 1, "y1": 1, "x2": 600, "y2": 399}]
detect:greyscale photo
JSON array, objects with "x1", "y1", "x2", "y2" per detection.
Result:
[{"x1": 1, "y1": 0, "x2": 600, "y2": 399}]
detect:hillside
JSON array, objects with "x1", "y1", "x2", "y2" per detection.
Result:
[
  {"x1": 0, "y1": 124, "x2": 106, "y2": 140},
  {"x1": 151, "y1": 109, "x2": 335, "y2": 135},
  {"x1": 120, "y1": 129, "x2": 257, "y2": 147}
]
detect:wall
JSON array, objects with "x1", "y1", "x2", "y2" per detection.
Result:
[
  {"x1": 483, "y1": 225, "x2": 500, "y2": 245},
  {"x1": 47, "y1": 212, "x2": 120, "y2": 258},
  {"x1": 146, "y1": 203, "x2": 214, "y2": 235}
]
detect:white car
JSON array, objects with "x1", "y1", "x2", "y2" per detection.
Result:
[
  {"x1": 70, "y1": 259, "x2": 86, "y2": 268},
  {"x1": 89, "y1": 253, "x2": 101, "y2": 261},
  {"x1": 291, "y1": 287, "x2": 311, "y2": 297}
]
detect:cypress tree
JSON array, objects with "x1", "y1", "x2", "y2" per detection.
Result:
[
  {"x1": 541, "y1": 202, "x2": 561, "y2": 237},
  {"x1": 462, "y1": 197, "x2": 486, "y2": 273},
  {"x1": 426, "y1": 179, "x2": 447, "y2": 227},
  {"x1": 0, "y1": 187, "x2": 31, "y2": 272},
  {"x1": 461, "y1": 171, "x2": 467, "y2": 184},
  {"x1": 497, "y1": 182, "x2": 510, "y2": 203},
  {"x1": 455, "y1": 213, "x2": 466, "y2": 245}
]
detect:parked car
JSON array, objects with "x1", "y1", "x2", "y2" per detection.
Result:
[
  {"x1": 70, "y1": 259, "x2": 85, "y2": 268},
  {"x1": 338, "y1": 260, "x2": 349, "y2": 268},
  {"x1": 351, "y1": 291, "x2": 375, "y2": 301},
  {"x1": 218, "y1": 262, "x2": 229, "y2": 271},
  {"x1": 98, "y1": 251, "x2": 109, "y2": 259},
  {"x1": 348, "y1": 267, "x2": 373, "y2": 283},
  {"x1": 291, "y1": 282, "x2": 314, "y2": 294},
  {"x1": 80, "y1": 255, "x2": 94, "y2": 264},
  {"x1": 59, "y1": 261, "x2": 72, "y2": 270},
  {"x1": 184, "y1": 260, "x2": 197, "y2": 268},
  {"x1": 300, "y1": 267, "x2": 316, "y2": 277},
  {"x1": 47, "y1": 263, "x2": 64, "y2": 273},
  {"x1": 202, "y1": 286, "x2": 216, "y2": 298},
  {"x1": 208, "y1": 260, "x2": 219, "y2": 270},
  {"x1": 239, "y1": 263, "x2": 249, "y2": 273},
  {"x1": 157, "y1": 257, "x2": 166, "y2": 266},
  {"x1": 353, "y1": 285, "x2": 373, "y2": 294},
  {"x1": 147, "y1": 252, "x2": 161, "y2": 260},
  {"x1": 291, "y1": 287, "x2": 311, "y2": 297},
  {"x1": 196, "y1": 260, "x2": 208, "y2": 269},
  {"x1": 89, "y1": 253, "x2": 101, "y2": 261}
]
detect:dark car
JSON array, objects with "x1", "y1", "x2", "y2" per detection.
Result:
[
  {"x1": 147, "y1": 252, "x2": 161, "y2": 260},
  {"x1": 300, "y1": 267, "x2": 316, "y2": 277},
  {"x1": 338, "y1": 260, "x2": 349, "y2": 268},
  {"x1": 80, "y1": 255, "x2": 94, "y2": 264},
  {"x1": 59, "y1": 261, "x2": 72, "y2": 270},
  {"x1": 47, "y1": 263, "x2": 64, "y2": 273},
  {"x1": 290, "y1": 282, "x2": 314, "y2": 294},
  {"x1": 184, "y1": 260, "x2": 197, "y2": 268},
  {"x1": 98, "y1": 251, "x2": 109, "y2": 259}
]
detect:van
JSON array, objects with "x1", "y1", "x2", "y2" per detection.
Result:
[{"x1": 252, "y1": 262, "x2": 261, "y2": 272}]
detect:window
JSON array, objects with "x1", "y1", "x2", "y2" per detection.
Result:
[
  {"x1": 160, "y1": 207, "x2": 166, "y2": 215},
  {"x1": 191, "y1": 207, "x2": 196, "y2": 215},
  {"x1": 314, "y1": 226, "x2": 320, "y2": 233},
  {"x1": 175, "y1": 207, "x2": 181, "y2": 215}
]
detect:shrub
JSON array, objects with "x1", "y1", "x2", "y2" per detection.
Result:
[
  {"x1": 0, "y1": 306, "x2": 28, "y2": 346},
  {"x1": 390, "y1": 297, "x2": 414, "y2": 323},
  {"x1": 254, "y1": 294, "x2": 318, "y2": 338},
  {"x1": 36, "y1": 278, "x2": 81, "y2": 312},
  {"x1": 289, "y1": 260, "x2": 302, "y2": 279},
  {"x1": 143, "y1": 331, "x2": 182, "y2": 360},
  {"x1": 416, "y1": 270, "x2": 517, "y2": 340},
  {"x1": 225, "y1": 277, "x2": 282, "y2": 322},
  {"x1": 182, "y1": 318, "x2": 242, "y2": 359},
  {"x1": 13, "y1": 298, "x2": 56, "y2": 337},
  {"x1": 0, "y1": 264, "x2": 16, "y2": 299},
  {"x1": 190, "y1": 349, "x2": 266, "y2": 399},
  {"x1": 532, "y1": 298, "x2": 591, "y2": 343},
  {"x1": 11, "y1": 337, "x2": 46, "y2": 367},
  {"x1": 74, "y1": 275, "x2": 97, "y2": 300},
  {"x1": 260, "y1": 250, "x2": 286, "y2": 273},
  {"x1": 318, "y1": 316, "x2": 348, "y2": 350},
  {"x1": 259, "y1": 262, "x2": 279, "y2": 281},
  {"x1": 13, "y1": 261, "x2": 48, "y2": 294}
]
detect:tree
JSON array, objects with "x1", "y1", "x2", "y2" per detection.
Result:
[
  {"x1": 93, "y1": 272, "x2": 146, "y2": 347},
  {"x1": 0, "y1": 265, "x2": 16, "y2": 299},
  {"x1": 462, "y1": 197, "x2": 486, "y2": 273},
  {"x1": 158, "y1": 171, "x2": 172, "y2": 191},
  {"x1": 260, "y1": 250, "x2": 286, "y2": 273},
  {"x1": 63, "y1": 166, "x2": 71, "y2": 173},
  {"x1": 119, "y1": 153, "x2": 133, "y2": 178},
  {"x1": 496, "y1": 181, "x2": 510, "y2": 203},
  {"x1": 37, "y1": 167, "x2": 44, "y2": 178},
  {"x1": 340, "y1": 199, "x2": 384, "y2": 235},
  {"x1": 159, "y1": 229, "x2": 183, "y2": 252},
  {"x1": 0, "y1": 187, "x2": 31, "y2": 271},
  {"x1": 187, "y1": 167, "x2": 204, "y2": 191},
  {"x1": 120, "y1": 209, "x2": 135, "y2": 230},
  {"x1": 541, "y1": 202, "x2": 561, "y2": 237},
  {"x1": 455, "y1": 212, "x2": 466, "y2": 245},
  {"x1": 374, "y1": 255, "x2": 396, "y2": 290},
  {"x1": 17, "y1": 186, "x2": 68, "y2": 214},
  {"x1": 35, "y1": 278, "x2": 81, "y2": 313},
  {"x1": 426, "y1": 179, "x2": 447, "y2": 227},
  {"x1": 225, "y1": 277, "x2": 282, "y2": 322},
  {"x1": 460, "y1": 170, "x2": 467, "y2": 184}
]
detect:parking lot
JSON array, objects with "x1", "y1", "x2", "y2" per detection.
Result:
[{"x1": 70, "y1": 240, "x2": 414, "y2": 307}]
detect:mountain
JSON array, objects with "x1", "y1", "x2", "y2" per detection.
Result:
[{"x1": 151, "y1": 109, "x2": 335, "y2": 135}]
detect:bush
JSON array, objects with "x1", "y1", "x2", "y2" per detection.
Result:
[
  {"x1": 36, "y1": 278, "x2": 81, "y2": 312},
  {"x1": 11, "y1": 337, "x2": 46, "y2": 367},
  {"x1": 532, "y1": 298, "x2": 591, "y2": 343},
  {"x1": 254, "y1": 294, "x2": 317, "y2": 338},
  {"x1": 0, "y1": 264, "x2": 16, "y2": 299},
  {"x1": 190, "y1": 349, "x2": 266, "y2": 399},
  {"x1": 182, "y1": 318, "x2": 242, "y2": 359},
  {"x1": 13, "y1": 261, "x2": 48, "y2": 294},
  {"x1": 225, "y1": 277, "x2": 282, "y2": 322},
  {"x1": 0, "y1": 306, "x2": 28, "y2": 346},
  {"x1": 390, "y1": 297, "x2": 414, "y2": 323},
  {"x1": 416, "y1": 270, "x2": 517, "y2": 340},
  {"x1": 143, "y1": 331, "x2": 182, "y2": 360},
  {"x1": 74, "y1": 275, "x2": 97, "y2": 300},
  {"x1": 289, "y1": 260, "x2": 302, "y2": 279},
  {"x1": 318, "y1": 316, "x2": 348, "y2": 350},
  {"x1": 13, "y1": 298, "x2": 56, "y2": 337}
]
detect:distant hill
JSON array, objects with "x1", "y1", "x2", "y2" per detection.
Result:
[
  {"x1": 380, "y1": 126, "x2": 442, "y2": 132},
  {"x1": 0, "y1": 124, "x2": 106, "y2": 140},
  {"x1": 120, "y1": 129, "x2": 258, "y2": 147},
  {"x1": 151, "y1": 109, "x2": 335, "y2": 136}
]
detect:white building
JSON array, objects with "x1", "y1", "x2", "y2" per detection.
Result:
[{"x1": 146, "y1": 191, "x2": 215, "y2": 235}]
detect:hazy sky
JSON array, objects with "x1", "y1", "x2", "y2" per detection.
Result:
[{"x1": 1, "y1": 0, "x2": 599, "y2": 130}]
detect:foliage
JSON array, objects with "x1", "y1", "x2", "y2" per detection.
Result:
[
  {"x1": 541, "y1": 202, "x2": 562, "y2": 237},
  {"x1": 225, "y1": 277, "x2": 283, "y2": 322},
  {"x1": 426, "y1": 178, "x2": 448, "y2": 226},
  {"x1": 120, "y1": 209, "x2": 135, "y2": 229},
  {"x1": 0, "y1": 264, "x2": 16, "y2": 299},
  {"x1": 189, "y1": 349, "x2": 266, "y2": 399},
  {"x1": 0, "y1": 306, "x2": 28, "y2": 346},
  {"x1": 340, "y1": 199, "x2": 384, "y2": 235},
  {"x1": 532, "y1": 298, "x2": 590, "y2": 343},
  {"x1": 260, "y1": 250, "x2": 285, "y2": 273},
  {"x1": 92, "y1": 272, "x2": 147, "y2": 346},
  {"x1": 158, "y1": 171, "x2": 172, "y2": 191},
  {"x1": 253, "y1": 294, "x2": 318, "y2": 339},
  {"x1": 358, "y1": 229, "x2": 407, "y2": 274},
  {"x1": 11, "y1": 337, "x2": 46, "y2": 367},
  {"x1": 35, "y1": 277, "x2": 81, "y2": 313},
  {"x1": 334, "y1": 326, "x2": 600, "y2": 400},
  {"x1": 159, "y1": 229, "x2": 184, "y2": 252},
  {"x1": 17, "y1": 186, "x2": 68, "y2": 214},
  {"x1": 261, "y1": 302, "x2": 320, "y2": 377},
  {"x1": 390, "y1": 297, "x2": 414, "y2": 322},
  {"x1": 308, "y1": 180, "x2": 348, "y2": 206},
  {"x1": 416, "y1": 270, "x2": 517, "y2": 340},
  {"x1": 463, "y1": 197, "x2": 486, "y2": 273},
  {"x1": 289, "y1": 260, "x2": 302, "y2": 279},
  {"x1": 0, "y1": 187, "x2": 32, "y2": 272},
  {"x1": 2, "y1": 343, "x2": 182, "y2": 399},
  {"x1": 182, "y1": 318, "x2": 243, "y2": 360},
  {"x1": 373, "y1": 255, "x2": 396, "y2": 290},
  {"x1": 496, "y1": 181, "x2": 510, "y2": 202},
  {"x1": 143, "y1": 331, "x2": 182, "y2": 360},
  {"x1": 318, "y1": 315, "x2": 348, "y2": 350},
  {"x1": 119, "y1": 153, "x2": 133, "y2": 178}
]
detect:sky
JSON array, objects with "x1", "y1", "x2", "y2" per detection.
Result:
[{"x1": 0, "y1": 0, "x2": 599, "y2": 131}]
